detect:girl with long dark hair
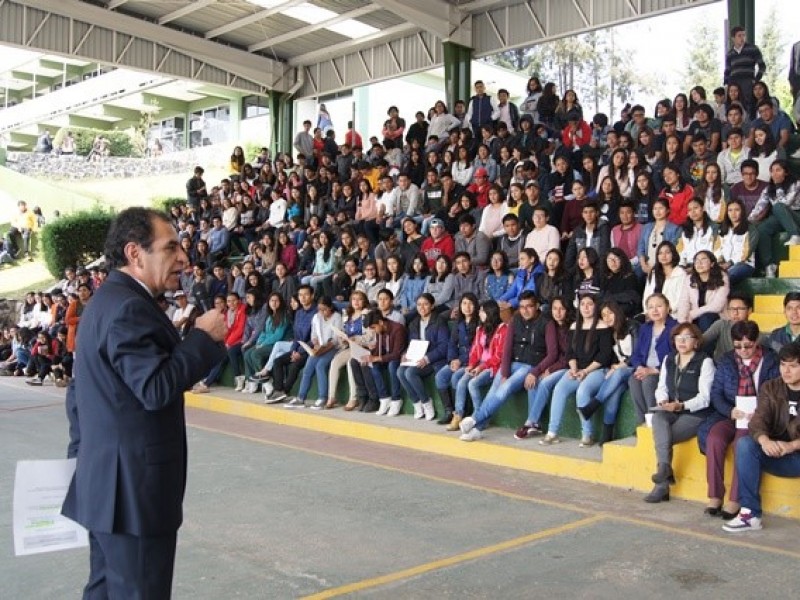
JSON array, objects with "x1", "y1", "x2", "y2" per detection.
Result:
[{"x1": 677, "y1": 250, "x2": 730, "y2": 331}]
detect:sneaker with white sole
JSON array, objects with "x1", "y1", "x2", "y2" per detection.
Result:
[
  {"x1": 387, "y1": 399, "x2": 403, "y2": 416},
  {"x1": 460, "y1": 428, "x2": 483, "y2": 442},
  {"x1": 310, "y1": 399, "x2": 325, "y2": 410},
  {"x1": 375, "y1": 397, "x2": 392, "y2": 416},
  {"x1": 234, "y1": 375, "x2": 246, "y2": 392},
  {"x1": 459, "y1": 416, "x2": 476, "y2": 434},
  {"x1": 264, "y1": 390, "x2": 286, "y2": 404},
  {"x1": 422, "y1": 400, "x2": 435, "y2": 421},
  {"x1": 786, "y1": 235, "x2": 800, "y2": 246},
  {"x1": 284, "y1": 397, "x2": 306, "y2": 409},
  {"x1": 243, "y1": 381, "x2": 260, "y2": 394},
  {"x1": 413, "y1": 402, "x2": 424, "y2": 419},
  {"x1": 539, "y1": 433, "x2": 561, "y2": 445},
  {"x1": 192, "y1": 382, "x2": 209, "y2": 393},
  {"x1": 722, "y1": 510, "x2": 762, "y2": 533},
  {"x1": 579, "y1": 436, "x2": 594, "y2": 448},
  {"x1": 765, "y1": 264, "x2": 777, "y2": 278}
]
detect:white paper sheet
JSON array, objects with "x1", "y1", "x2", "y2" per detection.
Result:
[
  {"x1": 735, "y1": 395, "x2": 758, "y2": 430},
  {"x1": 13, "y1": 459, "x2": 88, "y2": 556},
  {"x1": 401, "y1": 340, "x2": 429, "y2": 367}
]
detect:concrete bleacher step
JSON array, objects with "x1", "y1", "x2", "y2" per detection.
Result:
[
  {"x1": 754, "y1": 295, "x2": 787, "y2": 314},
  {"x1": 779, "y1": 261, "x2": 800, "y2": 278},
  {"x1": 186, "y1": 391, "x2": 800, "y2": 521},
  {"x1": 750, "y1": 313, "x2": 787, "y2": 332},
  {"x1": 790, "y1": 245, "x2": 800, "y2": 262}
]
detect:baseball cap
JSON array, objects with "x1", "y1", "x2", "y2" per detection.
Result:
[
  {"x1": 474, "y1": 167, "x2": 488, "y2": 178},
  {"x1": 525, "y1": 180, "x2": 540, "y2": 188},
  {"x1": 429, "y1": 218, "x2": 445, "y2": 228},
  {"x1": 174, "y1": 290, "x2": 186, "y2": 298}
]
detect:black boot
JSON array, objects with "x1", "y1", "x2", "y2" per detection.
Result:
[
  {"x1": 578, "y1": 398, "x2": 602, "y2": 420},
  {"x1": 651, "y1": 463, "x2": 675, "y2": 485},
  {"x1": 436, "y1": 388, "x2": 454, "y2": 424},
  {"x1": 644, "y1": 483, "x2": 670, "y2": 503},
  {"x1": 362, "y1": 398, "x2": 379, "y2": 412},
  {"x1": 598, "y1": 424, "x2": 615, "y2": 446}
]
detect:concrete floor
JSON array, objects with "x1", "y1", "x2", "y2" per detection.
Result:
[{"x1": 2, "y1": 377, "x2": 799, "y2": 599}]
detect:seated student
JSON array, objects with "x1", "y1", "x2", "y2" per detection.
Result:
[
  {"x1": 399, "y1": 253, "x2": 429, "y2": 316},
  {"x1": 24, "y1": 330, "x2": 59, "y2": 386},
  {"x1": 484, "y1": 251, "x2": 515, "y2": 302},
  {"x1": 350, "y1": 310, "x2": 407, "y2": 414},
  {"x1": 749, "y1": 159, "x2": 800, "y2": 277},
  {"x1": 396, "y1": 293, "x2": 450, "y2": 420},
  {"x1": 677, "y1": 250, "x2": 730, "y2": 332},
  {"x1": 284, "y1": 296, "x2": 343, "y2": 409},
  {"x1": 578, "y1": 301, "x2": 636, "y2": 445},
  {"x1": 264, "y1": 285, "x2": 318, "y2": 404},
  {"x1": 642, "y1": 241, "x2": 686, "y2": 320},
  {"x1": 448, "y1": 301, "x2": 508, "y2": 437},
  {"x1": 539, "y1": 293, "x2": 615, "y2": 447},
  {"x1": 242, "y1": 293, "x2": 290, "y2": 393},
  {"x1": 702, "y1": 293, "x2": 758, "y2": 362},
  {"x1": 636, "y1": 198, "x2": 681, "y2": 279},
  {"x1": 497, "y1": 214, "x2": 525, "y2": 269},
  {"x1": 453, "y1": 213, "x2": 491, "y2": 269},
  {"x1": 460, "y1": 292, "x2": 554, "y2": 439},
  {"x1": 675, "y1": 197, "x2": 720, "y2": 267},
  {"x1": 723, "y1": 342, "x2": 800, "y2": 532},
  {"x1": 564, "y1": 201, "x2": 611, "y2": 275},
  {"x1": 329, "y1": 291, "x2": 371, "y2": 410},
  {"x1": 524, "y1": 205, "x2": 560, "y2": 263},
  {"x1": 730, "y1": 159, "x2": 767, "y2": 217},
  {"x1": 424, "y1": 255, "x2": 455, "y2": 310},
  {"x1": 658, "y1": 163, "x2": 694, "y2": 226},
  {"x1": 645, "y1": 322, "x2": 715, "y2": 503},
  {"x1": 434, "y1": 293, "x2": 479, "y2": 424},
  {"x1": 718, "y1": 198, "x2": 757, "y2": 286},
  {"x1": 699, "y1": 321, "x2": 779, "y2": 520},
  {"x1": 497, "y1": 248, "x2": 543, "y2": 311},
  {"x1": 193, "y1": 293, "x2": 246, "y2": 393},
  {"x1": 610, "y1": 201, "x2": 642, "y2": 267},
  {"x1": 767, "y1": 292, "x2": 800, "y2": 354},
  {"x1": 571, "y1": 247, "x2": 602, "y2": 302},
  {"x1": 448, "y1": 252, "x2": 487, "y2": 312},
  {"x1": 601, "y1": 248, "x2": 641, "y2": 318}
]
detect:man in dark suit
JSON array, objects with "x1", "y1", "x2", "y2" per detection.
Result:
[{"x1": 62, "y1": 207, "x2": 227, "y2": 599}]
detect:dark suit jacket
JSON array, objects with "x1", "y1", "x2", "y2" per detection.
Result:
[{"x1": 62, "y1": 270, "x2": 226, "y2": 536}]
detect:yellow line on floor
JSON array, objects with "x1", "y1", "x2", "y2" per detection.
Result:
[
  {"x1": 608, "y1": 514, "x2": 800, "y2": 561},
  {"x1": 299, "y1": 516, "x2": 606, "y2": 599},
  {"x1": 188, "y1": 422, "x2": 594, "y2": 515}
]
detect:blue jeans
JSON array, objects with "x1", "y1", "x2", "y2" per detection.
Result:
[
  {"x1": 695, "y1": 312, "x2": 719, "y2": 332},
  {"x1": 474, "y1": 362, "x2": 531, "y2": 430},
  {"x1": 435, "y1": 364, "x2": 466, "y2": 391},
  {"x1": 397, "y1": 363, "x2": 435, "y2": 403},
  {"x1": 265, "y1": 341, "x2": 293, "y2": 371},
  {"x1": 527, "y1": 369, "x2": 568, "y2": 425},
  {"x1": 547, "y1": 369, "x2": 607, "y2": 437},
  {"x1": 735, "y1": 435, "x2": 800, "y2": 517},
  {"x1": 727, "y1": 263, "x2": 755, "y2": 287},
  {"x1": 454, "y1": 369, "x2": 494, "y2": 416},
  {"x1": 298, "y1": 347, "x2": 337, "y2": 400},
  {"x1": 595, "y1": 366, "x2": 633, "y2": 426},
  {"x1": 371, "y1": 360, "x2": 401, "y2": 400}
]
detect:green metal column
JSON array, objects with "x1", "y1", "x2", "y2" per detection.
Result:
[
  {"x1": 269, "y1": 92, "x2": 293, "y2": 158},
  {"x1": 727, "y1": 0, "x2": 755, "y2": 42},
  {"x1": 443, "y1": 42, "x2": 472, "y2": 112}
]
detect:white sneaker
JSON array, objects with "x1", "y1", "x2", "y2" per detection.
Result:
[
  {"x1": 459, "y1": 416, "x2": 476, "y2": 434},
  {"x1": 460, "y1": 428, "x2": 483, "y2": 442},
  {"x1": 192, "y1": 382, "x2": 209, "y2": 393},
  {"x1": 422, "y1": 400, "x2": 435, "y2": 421},
  {"x1": 243, "y1": 381, "x2": 259, "y2": 394},
  {"x1": 310, "y1": 399, "x2": 325, "y2": 410},
  {"x1": 765, "y1": 264, "x2": 777, "y2": 278},
  {"x1": 413, "y1": 402, "x2": 424, "y2": 419},
  {"x1": 791, "y1": 148, "x2": 800, "y2": 159},
  {"x1": 234, "y1": 375, "x2": 246, "y2": 392},
  {"x1": 786, "y1": 235, "x2": 800, "y2": 246},
  {"x1": 386, "y1": 399, "x2": 403, "y2": 416},
  {"x1": 722, "y1": 510, "x2": 762, "y2": 533},
  {"x1": 284, "y1": 397, "x2": 306, "y2": 409},
  {"x1": 375, "y1": 397, "x2": 392, "y2": 416}
]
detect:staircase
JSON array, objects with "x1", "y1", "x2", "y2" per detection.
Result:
[{"x1": 749, "y1": 244, "x2": 800, "y2": 333}]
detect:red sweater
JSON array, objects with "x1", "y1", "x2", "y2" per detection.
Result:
[
  {"x1": 659, "y1": 184, "x2": 694, "y2": 226},
  {"x1": 421, "y1": 234, "x2": 455, "y2": 270},
  {"x1": 224, "y1": 303, "x2": 247, "y2": 348}
]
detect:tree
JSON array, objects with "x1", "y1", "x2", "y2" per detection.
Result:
[
  {"x1": 682, "y1": 21, "x2": 723, "y2": 93},
  {"x1": 757, "y1": 5, "x2": 792, "y2": 112}
]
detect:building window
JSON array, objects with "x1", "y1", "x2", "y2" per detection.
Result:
[{"x1": 242, "y1": 95, "x2": 269, "y2": 119}]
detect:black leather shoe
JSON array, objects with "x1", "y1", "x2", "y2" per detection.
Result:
[
  {"x1": 362, "y1": 400, "x2": 379, "y2": 413},
  {"x1": 704, "y1": 506, "x2": 721, "y2": 517},
  {"x1": 651, "y1": 463, "x2": 676, "y2": 485},
  {"x1": 436, "y1": 411, "x2": 453, "y2": 425},
  {"x1": 578, "y1": 398, "x2": 602, "y2": 420}
]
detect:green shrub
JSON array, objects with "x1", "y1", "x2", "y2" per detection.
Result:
[
  {"x1": 55, "y1": 127, "x2": 139, "y2": 158},
  {"x1": 41, "y1": 210, "x2": 115, "y2": 277},
  {"x1": 152, "y1": 197, "x2": 186, "y2": 213}
]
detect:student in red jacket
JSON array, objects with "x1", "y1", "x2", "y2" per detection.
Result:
[
  {"x1": 420, "y1": 218, "x2": 456, "y2": 270},
  {"x1": 194, "y1": 291, "x2": 247, "y2": 392}
]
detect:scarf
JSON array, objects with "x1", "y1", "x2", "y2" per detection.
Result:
[{"x1": 735, "y1": 345, "x2": 762, "y2": 397}]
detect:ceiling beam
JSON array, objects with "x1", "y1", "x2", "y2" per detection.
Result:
[
  {"x1": 288, "y1": 22, "x2": 417, "y2": 66},
  {"x1": 106, "y1": 0, "x2": 131, "y2": 9},
  {"x1": 158, "y1": 0, "x2": 216, "y2": 25},
  {"x1": 248, "y1": 5, "x2": 380, "y2": 52},
  {"x1": 204, "y1": 0, "x2": 305, "y2": 40}
]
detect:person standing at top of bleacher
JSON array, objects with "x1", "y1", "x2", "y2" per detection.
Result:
[
  {"x1": 724, "y1": 26, "x2": 766, "y2": 115},
  {"x1": 465, "y1": 80, "x2": 499, "y2": 140}
]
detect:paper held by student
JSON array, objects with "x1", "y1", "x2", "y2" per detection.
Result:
[
  {"x1": 401, "y1": 340, "x2": 429, "y2": 367},
  {"x1": 13, "y1": 459, "x2": 88, "y2": 556},
  {"x1": 735, "y1": 395, "x2": 757, "y2": 430}
]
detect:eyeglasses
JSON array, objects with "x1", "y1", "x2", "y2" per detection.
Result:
[
  {"x1": 675, "y1": 335, "x2": 696, "y2": 342},
  {"x1": 733, "y1": 343, "x2": 756, "y2": 350},
  {"x1": 728, "y1": 306, "x2": 749, "y2": 312}
]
